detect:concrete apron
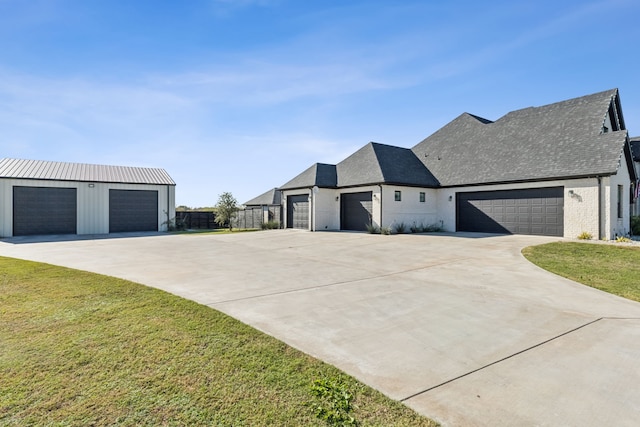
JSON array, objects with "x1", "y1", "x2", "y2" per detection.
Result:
[{"x1": 1, "y1": 230, "x2": 640, "y2": 427}]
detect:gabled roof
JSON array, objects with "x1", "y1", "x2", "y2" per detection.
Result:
[
  {"x1": 0, "y1": 158, "x2": 175, "y2": 185},
  {"x1": 243, "y1": 187, "x2": 281, "y2": 206},
  {"x1": 412, "y1": 88, "x2": 630, "y2": 186},
  {"x1": 337, "y1": 142, "x2": 438, "y2": 187},
  {"x1": 278, "y1": 163, "x2": 337, "y2": 190}
]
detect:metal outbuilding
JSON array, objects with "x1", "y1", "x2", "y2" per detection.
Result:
[{"x1": 0, "y1": 158, "x2": 176, "y2": 237}]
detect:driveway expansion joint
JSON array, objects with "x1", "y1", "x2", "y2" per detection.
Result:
[
  {"x1": 204, "y1": 258, "x2": 474, "y2": 306},
  {"x1": 400, "y1": 317, "x2": 604, "y2": 403}
]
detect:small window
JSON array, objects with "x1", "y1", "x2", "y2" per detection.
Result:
[
  {"x1": 419, "y1": 192, "x2": 425, "y2": 203},
  {"x1": 617, "y1": 185, "x2": 623, "y2": 218},
  {"x1": 394, "y1": 191, "x2": 401, "y2": 201}
]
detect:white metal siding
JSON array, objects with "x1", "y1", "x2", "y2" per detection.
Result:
[{"x1": 0, "y1": 178, "x2": 175, "y2": 237}]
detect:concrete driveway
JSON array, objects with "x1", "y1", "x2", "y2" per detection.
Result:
[{"x1": 2, "y1": 230, "x2": 640, "y2": 426}]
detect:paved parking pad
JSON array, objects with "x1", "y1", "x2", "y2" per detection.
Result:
[{"x1": 2, "y1": 230, "x2": 640, "y2": 426}]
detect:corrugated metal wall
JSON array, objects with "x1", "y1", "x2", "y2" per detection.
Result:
[{"x1": 0, "y1": 178, "x2": 175, "y2": 237}]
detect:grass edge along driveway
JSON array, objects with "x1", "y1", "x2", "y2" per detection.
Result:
[
  {"x1": 522, "y1": 241, "x2": 640, "y2": 303},
  {"x1": 0, "y1": 256, "x2": 437, "y2": 427}
]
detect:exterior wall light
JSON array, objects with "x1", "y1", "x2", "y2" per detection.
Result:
[
  {"x1": 88, "y1": 183, "x2": 95, "y2": 188},
  {"x1": 448, "y1": 195, "x2": 453, "y2": 201}
]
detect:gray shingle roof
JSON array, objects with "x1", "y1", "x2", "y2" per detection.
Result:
[
  {"x1": 279, "y1": 163, "x2": 337, "y2": 190},
  {"x1": 336, "y1": 142, "x2": 438, "y2": 187},
  {"x1": 0, "y1": 158, "x2": 175, "y2": 185},
  {"x1": 243, "y1": 187, "x2": 281, "y2": 206},
  {"x1": 412, "y1": 89, "x2": 629, "y2": 186}
]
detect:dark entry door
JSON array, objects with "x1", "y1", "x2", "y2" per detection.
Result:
[
  {"x1": 13, "y1": 186, "x2": 77, "y2": 236},
  {"x1": 456, "y1": 187, "x2": 564, "y2": 236},
  {"x1": 109, "y1": 189, "x2": 158, "y2": 232},
  {"x1": 286, "y1": 194, "x2": 309, "y2": 229},
  {"x1": 341, "y1": 191, "x2": 373, "y2": 231}
]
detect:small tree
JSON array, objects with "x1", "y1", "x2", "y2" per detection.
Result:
[{"x1": 215, "y1": 192, "x2": 238, "y2": 231}]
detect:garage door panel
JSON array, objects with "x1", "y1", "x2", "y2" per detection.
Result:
[
  {"x1": 109, "y1": 190, "x2": 158, "y2": 232},
  {"x1": 13, "y1": 187, "x2": 77, "y2": 236},
  {"x1": 341, "y1": 192, "x2": 373, "y2": 231},
  {"x1": 286, "y1": 194, "x2": 309, "y2": 229},
  {"x1": 457, "y1": 187, "x2": 564, "y2": 237}
]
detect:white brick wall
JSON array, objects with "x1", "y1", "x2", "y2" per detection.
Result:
[
  {"x1": 280, "y1": 169, "x2": 632, "y2": 239},
  {"x1": 380, "y1": 186, "x2": 438, "y2": 230}
]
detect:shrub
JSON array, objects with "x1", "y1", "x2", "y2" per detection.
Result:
[
  {"x1": 616, "y1": 236, "x2": 632, "y2": 243},
  {"x1": 365, "y1": 224, "x2": 380, "y2": 234},
  {"x1": 380, "y1": 226, "x2": 392, "y2": 235},
  {"x1": 261, "y1": 220, "x2": 280, "y2": 230},
  {"x1": 394, "y1": 222, "x2": 406, "y2": 234},
  {"x1": 422, "y1": 223, "x2": 444, "y2": 232},
  {"x1": 409, "y1": 222, "x2": 421, "y2": 233},
  {"x1": 577, "y1": 231, "x2": 593, "y2": 240}
]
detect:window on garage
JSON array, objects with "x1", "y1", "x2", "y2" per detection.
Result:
[
  {"x1": 419, "y1": 192, "x2": 425, "y2": 203},
  {"x1": 394, "y1": 191, "x2": 401, "y2": 201}
]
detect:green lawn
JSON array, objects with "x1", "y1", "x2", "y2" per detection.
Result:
[
  {"x1": 0, "y1": 257, "x2": 437, "y2": 426},
  {"x1": 522, "y1": 242, "x2": 640, "y2": 302}
]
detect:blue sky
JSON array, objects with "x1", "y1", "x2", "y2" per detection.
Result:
[{"x1": 1, "y1": 0, "x2": 639, "y2": 207}]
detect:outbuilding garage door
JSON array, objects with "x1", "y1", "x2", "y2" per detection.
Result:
[
  {"x1": 456, "y1": 187, "x2": 563, "y2": 236},
  {"x1": 286, "y1": 194, "x2": 309, "y2": 229},
  {"x1": 341, "y1": 192, "x2": 373, "y2": 231},
  {"x1": 109, "y1": 190, "x2": 158, "y2": 232},
  {"x1": 13, "y1": 186, "x2": 77, "y2": 236}
]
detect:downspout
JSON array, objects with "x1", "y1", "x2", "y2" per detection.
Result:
[
  {"x1": 597, "y1": 176, "x2": 602, "y2": 239},
  {"x1": 279, "y1": 189, "x2": 283, "y2": 229},
  {"x1": 379, "y1": 184, "x2": 383, "y2": 228},
  {"x1": 309, "y1": 187, "x2": 314, "y2": 232},
  {"x1": 166, "y1": 185, "x2": 171, "y2": 232}
]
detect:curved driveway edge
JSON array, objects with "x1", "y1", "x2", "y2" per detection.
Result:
[{"x1": 2, "y1": 230, "x2": 640, "y2": 426}]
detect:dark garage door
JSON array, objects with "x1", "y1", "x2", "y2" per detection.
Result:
[
  {"x1": 286, "y1": 194, "x2": 309, "y2": 229},
  {"x1": 13, "y1": 186, "x2": 77, "y2": 236},
  {"x1": 341, "y1": 192, "x2": 373, "y2": 231},
  {"x1": 13, "y1": 187, "x2": 78, "y2": 236},
  {"x1": 457, "y1": 187, "x2": 563, "y2": 236},
  {"x1": 109, "y1": 190, "x2": 158, "y2": 232}
]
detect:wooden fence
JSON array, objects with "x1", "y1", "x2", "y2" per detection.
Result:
[
  {"x1": 234, "y1": 206, "x2": 282, "y2": 229},
  {"x1": 175, "y1": 211, "x2": 218, "y2": 229}
]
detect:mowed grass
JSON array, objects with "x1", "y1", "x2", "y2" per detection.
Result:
[
  {"x1": 522, "y1": 242, "x2": 640, "y2": 302},
  {"x1": 0, "y1": 257, "x2": 437, "y2": 426}
]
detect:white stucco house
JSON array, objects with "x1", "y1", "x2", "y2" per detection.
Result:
[
  {"x1": 0, "y1": 158, "x2": 176, "y2": 237},
  {"x1": 257, "y1": 89, "x2": 637, "y2": 239}
]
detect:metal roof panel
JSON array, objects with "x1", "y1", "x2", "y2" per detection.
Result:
[{"x1": 0, "y1": 158, "x2": 176, "y2": 185}]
